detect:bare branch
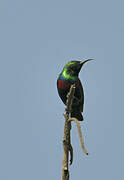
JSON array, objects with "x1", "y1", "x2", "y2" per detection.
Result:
[
  {"x1": 62, "y1": 84, "x2": 75, "y2": 180},
  {"x1": 69, "y1": 117, "x2": 88, "y2": 155},
  {"x1": 61, "y1": 84, "x2": 88, "y2": 180}
]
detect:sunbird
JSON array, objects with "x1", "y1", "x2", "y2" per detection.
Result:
[{"x1": 57, "y1": 59, "x2": 93, "y2": 121}]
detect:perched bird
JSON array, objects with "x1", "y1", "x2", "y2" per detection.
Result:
[{"x1": 57, "y1": 59, "x2": 92, "y2": 121}]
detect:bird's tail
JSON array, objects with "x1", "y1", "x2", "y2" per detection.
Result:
[{"x1": 71, "y1": 111, "x2": 84, "y2": 121}]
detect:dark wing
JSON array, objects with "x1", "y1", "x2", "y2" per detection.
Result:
[{"x1": 75, "y1": 79, "x2": 84, "y2": 112}]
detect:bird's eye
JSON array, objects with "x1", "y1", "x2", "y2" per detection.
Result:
[
  {"x1": 67, "y1": 68, "x2": 73, "y2": 73},
  {"x1": 71, "y1": 66, "x2": 76, "y2": 71}
]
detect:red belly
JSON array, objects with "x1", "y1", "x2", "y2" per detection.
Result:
[{"x1": 57, "y1": 79, "x2": 70, "y2": 89}]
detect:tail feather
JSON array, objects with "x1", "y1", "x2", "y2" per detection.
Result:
[{"x1": 71, "y1": 111, "x2": 84, "y2": 121}]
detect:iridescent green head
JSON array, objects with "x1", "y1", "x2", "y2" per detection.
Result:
[{"x1": 62, "y1": 59, "x2": 93, "y2": 80}]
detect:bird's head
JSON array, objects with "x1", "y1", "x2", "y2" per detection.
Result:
[{"x1": 62, "y1": 59, "x2": 93, "y2": 79}]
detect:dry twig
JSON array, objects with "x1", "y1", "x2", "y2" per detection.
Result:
[
  {"x1": 69, "y1": 118, "x2": 88, "y2": 155},
  {"x1": 61, "y1": 84, "x2": 88, "y2": 180},
  {"x1": 62, "y1": 84, "x2": 75, "y2": 180}
]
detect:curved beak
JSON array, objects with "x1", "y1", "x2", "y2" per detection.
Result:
[{"x1": 80, "y1": 59, "x2": 94, "y2": 66}]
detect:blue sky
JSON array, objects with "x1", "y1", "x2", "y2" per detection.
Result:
[{"x1": 0, "y1": 0, "x2": 124, "y2": 179}]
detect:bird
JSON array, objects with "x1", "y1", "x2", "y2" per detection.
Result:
[{"x1": 57, "y1": 59, "x2": 93, "y2": 121}]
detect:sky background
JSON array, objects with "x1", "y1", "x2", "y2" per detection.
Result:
[{"x1": 0, "y1": 0, "x2": 124, "y2": 179}]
